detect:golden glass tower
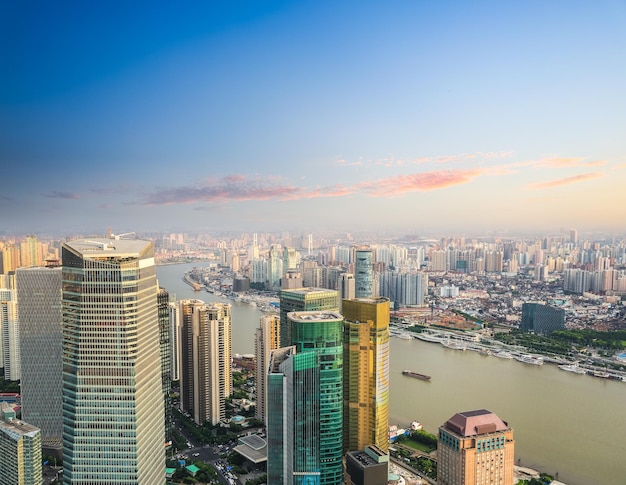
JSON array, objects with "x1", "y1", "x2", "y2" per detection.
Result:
[{"x1": 341, "y1": 297, "x2": 390, "y2": 454}]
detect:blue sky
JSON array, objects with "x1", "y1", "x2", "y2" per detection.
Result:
[{"x1": 2, "y1": 1, "x2": 625, "y2": 235}]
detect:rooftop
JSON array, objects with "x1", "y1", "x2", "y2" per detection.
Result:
[
  {"x1": 443, "y1": 409, "x2": 510, "y2": 437},
  {"x1": 64, "y1": 238, "x2": 152, "y2": 257},
  {"x1": 288, "y1": 310, "x2": 343, "y2": 321},
  {"x1": 233, "y1": 434, "x2": 267, "y2": 464}
]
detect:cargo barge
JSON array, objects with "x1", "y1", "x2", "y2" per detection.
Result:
[{"x1": 402, "y1": 370, "x2": 431, "y2": 381}]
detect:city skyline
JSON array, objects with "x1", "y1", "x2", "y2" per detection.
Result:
[{"x1": 2, "y1": 1, "x2": 625, "y2": 234}]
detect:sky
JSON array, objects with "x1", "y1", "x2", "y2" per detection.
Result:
[{"x1": 2, "y1": 0, "x2": 626, "y2": 236}]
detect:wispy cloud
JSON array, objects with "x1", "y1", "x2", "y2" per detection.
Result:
[
  {"x1": 43, "y1": 191, "x2": 80, "y2": 199},
  {"x1": 140, "y1": 175, "x2": 304, "y2": 206},
  {"x1": 139, "y1": 169, "x2": 483, "y2": 206},
  {"x1": 527, "y1": 172, "x2": 604, "y2": 190},
  {"x1": 536, "y1": 157, "x2": 606, "y2": 168},
  {"x1": 355, "y1": 169, "x2": 483, "y2": 197}
]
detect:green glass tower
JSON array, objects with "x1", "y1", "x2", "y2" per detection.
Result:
[
  {"x1": 278, "y1": 288, "x2": 339, "y2": 348},
  {"x1": 288, "y1": 311, "x2": 344, "y2": 485},
  {"x1": 267, "y1": 346, "x2": 320, "y2": 484}
]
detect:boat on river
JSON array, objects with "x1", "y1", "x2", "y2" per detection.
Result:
[
  {"x1": 402, "y1": 370, "x2": 431, "y2": 381},
  {"x1": 493, "y1": 350, "x2": 513, "y2": 359},
  {"x1": 515, "y1": 354, "x2": 544, "y2": 365},
  {"x1": 558, "y1": 362, "x2": 587, "y2": 375}
]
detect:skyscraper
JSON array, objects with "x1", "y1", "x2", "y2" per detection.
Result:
[
  {"x1": 355, "y1": 248, "x2": 373, "y2": 298},
  {"x1": 15, "y1": 266, "x2": 63, "y2": 453},
  {"x1": 254, "y1": 314, "x2": 280, "y2": 424},
  {"x1": 61, "y1": 238, "x2": 165, "y2": 484},
  {"x1": 437, "y1": 409, "x2": 514, "y2": 485},
  {"x1": 268, "y1": 245, "x2": 283, "y2": 291},
  {"x1": 266, "y1": 346, "x2": 320, "y2": 484},
  {"x1": 157, "y1": 288, "x2": 172, "y2": 446},
  {"x1": 0, "y1": 287, "x2": 19, "y2": 381},
  {"x1": 342, "y1": 298, "x2": 390, "y2": 453},
  {"x1": 278, "y1": 288, "x2": 339, "y2": 348},
  {"x1": 288, "y1": 311, "x2": 344, "y2": 485},
  {"x1": 179, "y1": 300, "x2": 232, "y2": 426}
]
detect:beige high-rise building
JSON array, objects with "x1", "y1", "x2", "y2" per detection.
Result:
[
  {"x1": 437, "y1": 409, "x2": 514, "y2": 485},
  {"x1": 179, "y1": 300, "x2": 232, "y2": 426},
  {"x1": 342, "y1": 297, "x2": 390, "y2": 454},
  {"x1": 20, "y1": 236, "x2": 44, "y2": 268},
  {"x1": 254, "y1": 314, "x2": 280, "y2": 424},
  {"x1": 0, "y1": 244, "x2": 20, "y2": 274}
]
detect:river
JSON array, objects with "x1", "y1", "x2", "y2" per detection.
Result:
[{"x1": 156, "y1": 263, "x2": 626, "y2": 485}]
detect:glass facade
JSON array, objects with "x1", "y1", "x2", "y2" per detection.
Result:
[
  {"x1": 342, "y1": 298, "x2": 390, "y2": 453},
  {"x1": 61, "y1": 239, "x2": 165, "y2": 485},
  {"x1": 289, "y1": 311, "x2": 343, "y2": 485},
  {"x1": 278, "y1": 288, "x2": 339, "y2": 348},
  {"x1": 267, "y1": 347, "x2": 320, "y2": 485},
  {"x1": 355, "y1": 250, "x2": 373, "y2": 298},
  {"x1": 15, "y1": 267, "x2": 63, "y2": 450}
]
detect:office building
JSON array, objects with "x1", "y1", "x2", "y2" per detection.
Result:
[
  {"x1": 520, "y1": 303, "x2": 565, "y2": 335},
  {"x1": 0, "y1": 402, "x2": 42, "y2": 485},
  {"x1": 179, "y1": 300, "x2": 232, "y2": 426},
  {"x1": 345, "y1": 445, "x2": 389, "y2": 485},
  {"x1": 157, "y1": 288, "x2": 172, "y2": 446},
  {"x1": 61, "y1": 238, "x2": 165, "y2": 484},
  {"x1": 254, "y1": 314, "x2": 280, "y2": 424},
  {"x1": 339, "y1": 273, "x2": 356, "y2": 304},
  {"x1": 278, "y1": 287, "x2": 339, "y2": 348},
  {"x1": 288, "y1": 311, "x2": 344, "y2": 485},
  {"x1": 355, "y1": 248, "x2": 373, "y2": 298},
  {"x1": 15, "y1": 266, "x2": 63, "y2": 452},
  {"x1": 266, "y1": 346, "x2": 321, "y2": 484},
  {"x1": 342, "y1": 298, "x2": 390, "y2": 453},
  {"x1": 168, "y1": 301, "x2": 181, "y2": 381},
  {"x1": 437, "y1": 409, "x2": 514, "y2": 485},
  {"x1": 0, "y1": 288, "x2": 19, "y2": 381},
  {"x1": 268, "y1": 245, "x2": 283, "y2": 291},
  {"x1": 283, "y1": 246, "x2": 298, "y2": 272}
]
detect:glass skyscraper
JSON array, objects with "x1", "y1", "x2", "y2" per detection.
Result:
[
  {"x1": 61, "y1": 238, "x2": 165, "y2": 484},
  {"x1": 342, "y1": 297, "x2": 390, "y2": 454},
  {"x1": 278, "y1": 288, "x2": 339, "y2": 348},
  {"x1": 267, "y1": 346, "x2": 320, "y2": 485},
  {"x1": 355, "y1": 248, "x2": 373, "y2": 298},
  {"x1": 16, "y1": 266, "x2": 63, "y2": 452},
  {"x1": 288, "y1": 311, "x2": 344, "y2": 485}
]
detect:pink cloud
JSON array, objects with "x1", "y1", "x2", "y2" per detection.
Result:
[
  {"x1": 527, "y1": 172, "x2": 604, "y2": 190},
  {"x1": 355, "y1": 169, "x2": 483, "y2": 197},
  {"x1": 140, "y1": 168, "x2": 485, "y2": 206}
]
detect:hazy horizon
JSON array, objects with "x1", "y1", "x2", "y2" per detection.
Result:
[{"x1": 2, "y1": 1, "x2": 625, "y2": 234}]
